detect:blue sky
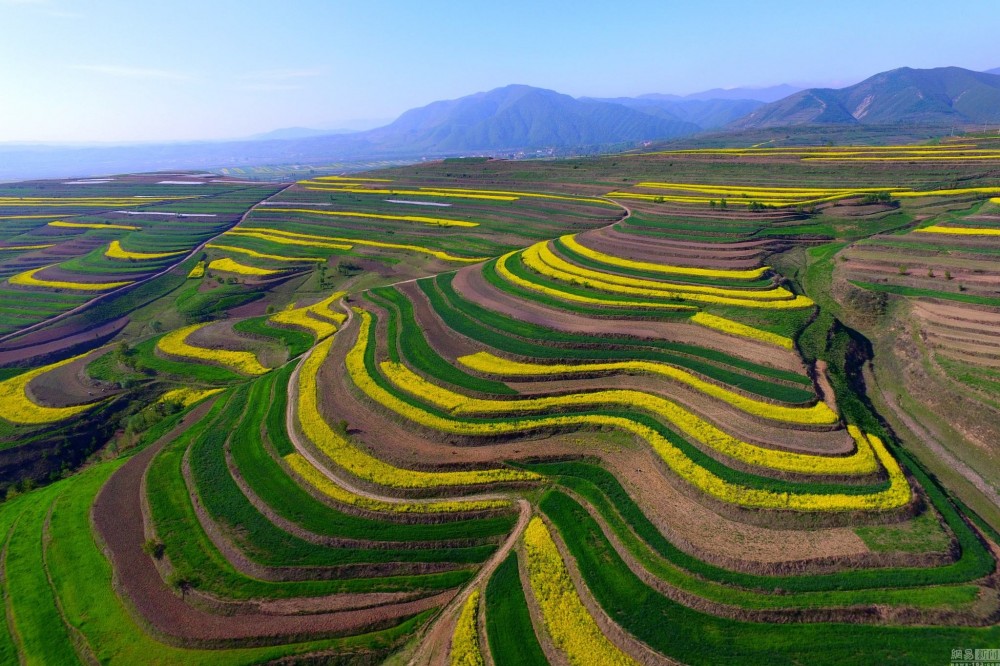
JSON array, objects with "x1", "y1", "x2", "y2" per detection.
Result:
[{"x1": 0, "y1": 0, "x2": 997, "y2": 143}]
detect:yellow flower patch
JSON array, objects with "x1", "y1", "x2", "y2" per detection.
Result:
[
  {"x1": 450, "y1": 590, "x2": 485, "y2": 666},
  {"x1": 269, "y1": 291, "x2": 346, "y2": 340},
  {"x1": 0, "y1": 354, "x2": 101, "y2": 425},
  {"x1": 523, "y1": 518, "x2": 639, "y2": 666},
  {"x1": 309, "y1": 175, "x2": 394, "y2": 183},
  {"x1": 416, "y1": 187, "x2": 619, "y2": 207},
  {"x1": 690, "y1": 312, "x2": 794, "y2": 349},
  {"x1": 914, "y1": 225, "x2": 1000, "y2": 236},
  {"x1": 187, "y1": 261, "x2": 206, "y2": 278},
  {"x1": 285, "y1": 453, "x2": 510, "y2": 513},
  {"x1": 48, "y1": 220, "x2": 140, "y2": 230},
  {"x1": 105, "y1": 240, "x2": 183, "y2": 260},
  {"x1": 9, "y1": 265, "x2": 133, "y2": 291},
  {"x1": 0, "y1": 244, "x2": 53, "y2": 251},
  {"x1": 300, "y1": 184, "x2": 518, "y2": 201},
  {"x1": 347, "y1": 317, "x2": 907, "y2": 511},
  {"x1": 224, "y1": 230, "x2": 353, "y2": 251},
  {"x1": 893, "y1": 187, "x2": 1000, "y2": 198},
  {"x1": 157, "y1": 387, "x2": 223, "y2": 408},
  {"x1": 156, "y1": 324, "x2": 269, "y2": 375},
  {"x1": 227, "y1": 227, "x2": 486, "y2": 263},
  {"x1": 207, "y1": 257, "x2": 281, "y2": 276}
]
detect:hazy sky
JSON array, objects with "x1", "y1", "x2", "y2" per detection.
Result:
[{"x1": 1, "y1": 0, "x2": 997, "y2": 143}]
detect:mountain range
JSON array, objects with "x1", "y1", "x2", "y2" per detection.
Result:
[
  {"x1": 732, "y1": 66, "x2": 1000, "y2": 129},
  {"x1": 2, "y1": 66, "x2": 998, "y2": 180}
]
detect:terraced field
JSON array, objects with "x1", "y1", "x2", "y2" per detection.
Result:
[{"x1": 0, "y1": 141, "x2": 999, "y2": 664}]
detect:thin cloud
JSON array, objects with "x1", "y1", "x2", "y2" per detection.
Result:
[
  {"x1": 240, "y1": 68, "x2": 326, "y2": 82},
  {"x1": 233, "y1": 83, "x2": 305, "y2": 93},
  {"x1": 72, "y1": 65, "x2": 195, "y2": 82}
]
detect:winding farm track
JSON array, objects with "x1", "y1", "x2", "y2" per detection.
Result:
[
  {"x1": 91, "y1": 399, "x2": 452, "y2": 646},
  {"x1": 0, "y1": 183, "x2": 294, "y2": 346},
  {"x1": 407, "y1": 499, "x2": 530, "y2": 666}
]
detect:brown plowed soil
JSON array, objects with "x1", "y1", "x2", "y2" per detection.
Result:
[
  {"x1": 914, "y1": 301, "x2": 1000, "y2": 332},
  {"x1": 91, "y1": 403, "x2": 453, "y2": 645},
  {"x1": 605, "y1": 447, "x2": 872, "y2": 568},
  {"x1": 27, "y1": 347, "x2": 118, "y2": 407},
  {"x1": 0, "y1": 317, "x2": 123, "y2": 352},
  {"x1": 0, "y1": 317, "x2": 126, "y2": 365}
]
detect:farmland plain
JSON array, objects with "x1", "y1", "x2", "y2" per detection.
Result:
[{"x1": 0, "y1": 138, "x2": 999, "y2": 664}]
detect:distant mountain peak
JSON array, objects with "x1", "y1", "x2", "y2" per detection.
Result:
[
  {"x1": 731, "y1": 66, "x2": 1000, "y2": 129},
  {"x1": 369, "y1": 84, "x2": 700, "y2": 152}
]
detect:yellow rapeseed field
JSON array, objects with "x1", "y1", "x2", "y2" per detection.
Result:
[
  {"x1": 450, "y1": 590, "x2": 486, "y2": 666},
  {"x1": 523, "y1": 517, "x2": 639, "y2": 666},
  {"x1": 48, "y1": 220, "x2": 140, "y2": 230},
  {"x1": 522, "y1": 243, "x2": 815, "y2": 309},
  {"x1": 187, "y1": 261, "x2": 206, "y2": 278},
  {"x1": 157, "y1": 387, "x2": 223, "y2": 408},
  {"x1": 269, "y1": 291, "x2": 346, "y2": 340},
  {"x1": 456, "y1": 351, "x2": 830, "y2": 425},
  {"x1": 105, "y1": 240, "x2": 183, "y2": 260},
  {"x1": 415, "y1": 187, "x2": 618, "y2": 207},
  {"x1": 383, "y1": 361, "x2": 866, "y2": 474},
  {"x1": 299, "y1": 183, "x2": 518, "y2": 201},
  {"x1": 207, "y1": 257, "x2": 281, "y2": 276},
  {"x1": 226, "y1": 227, "x2": 486, "y2": 263},
  {"x1": 284, "y1": 453, "x2": 510, "y2": 513},
  {"x1": 0, "y1": 244, "x2": 54, "y2": 251},
  {"x1": 914, "y1": 225, "x2": 1000, "y2": 236},
  {"x1": 0, "y1": 354, "x2": 101, "y2": 425},
  {"x1": 690, "y1": 312, "x2": 794, "y2": 349},
  {"x1": 495, "y1": 252, "x2": 696, "y2": 312},
  {"x1": 348, "y1": 318, "x2": 906, "y2": 511},
  {"x1": 9, "y1": 265, "x2": 133, "y2": 291},
  {"x1": 156, "y1": 324, "x2": 269, "y2": 375}
]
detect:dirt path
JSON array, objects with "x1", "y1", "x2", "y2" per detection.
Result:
[{"x1": 407, "y1": 499, "x2": 531, "y2": 666}]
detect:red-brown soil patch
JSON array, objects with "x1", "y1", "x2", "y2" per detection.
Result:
[{"x1": 92, "y1": 403, "x2": 454, "y2": 645}]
